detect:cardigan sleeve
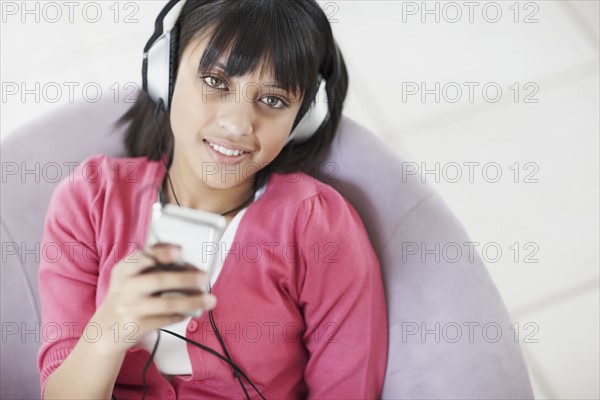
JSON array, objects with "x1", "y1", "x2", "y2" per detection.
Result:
[
  {"x1": 294, "y1": 185, "x2": 388, "y2": 399},
  {"x1": 36, "y1": 155, "x2": 105, "y2": 395}
]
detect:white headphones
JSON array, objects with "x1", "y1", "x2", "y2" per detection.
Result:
[{"x1": 142, "y1": 0, "x2": 330, "y2": 144}]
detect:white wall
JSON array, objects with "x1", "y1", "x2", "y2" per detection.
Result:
[{"x1": 1, "y1": 1, "x2": 598, "y2": 398}]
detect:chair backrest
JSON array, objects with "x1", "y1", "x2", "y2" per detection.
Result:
[{"x1": 0, "y1": 99, "x2": 533, "y2": 399}]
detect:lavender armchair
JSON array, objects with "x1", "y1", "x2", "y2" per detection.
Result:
[{"x1": 0, "y1": 99, "x2": 534, "y2": 399}]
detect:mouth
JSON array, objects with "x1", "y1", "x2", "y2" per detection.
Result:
[{"x1": 203, "y1": 139, "x2": 253, "y2": 164}]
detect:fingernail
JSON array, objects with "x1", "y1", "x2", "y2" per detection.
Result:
[{"x1": 204, "y1": 294, "x2": 217, "y2": 308}]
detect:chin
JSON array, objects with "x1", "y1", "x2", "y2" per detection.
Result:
[{"x1": 203, "y1": 171, "x2": 255, "y2": 189}]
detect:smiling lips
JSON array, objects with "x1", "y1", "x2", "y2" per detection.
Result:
[
  {"x1": 208, "y1": 141, "x2": 248, "y2": 156},
  {"x1": 203, "y1": 139, "x2": 253, "y2": 164}
]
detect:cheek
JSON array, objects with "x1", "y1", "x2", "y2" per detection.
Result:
[
  {"x1": 277, "y1": 108, "x2": 301, "y2": 142},
  {"x1": 169, "y1": 82, "x2": 211, "y2": 141},
  {"x1": 258, "y1": 119, "x2": 294, "y2": 157}
]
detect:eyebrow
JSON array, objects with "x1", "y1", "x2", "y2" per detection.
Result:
[{"x1": 210, "y1": 62, "x2": 287, "y2": 91}]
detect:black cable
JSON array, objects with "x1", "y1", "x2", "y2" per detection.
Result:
[
  {"x1": 153, "y1": 99, "x2": 181, "y2": 207},
  {"x1": 208, "y1": 306, "x2": 250, "y2": 397},
  {"x1": 158, "y1": 328, "x2": 264, "y2": 396},
  {"x1": 141, "y1": 330, "x2": 161, "y2": 400}
]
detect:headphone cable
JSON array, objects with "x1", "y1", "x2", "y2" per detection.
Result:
[
  {"x1": 158, "y1": 328, "x2": 266, "y2": 399},
  {"x1": 140, "y1": 330, "x2": 161, "y2": 400},
  {"x1": 207, "y1": 298, "x2": 251, "y2": 397},
  {"x1": 154, "y1": 100, "x2": 181, "y2": 208}
]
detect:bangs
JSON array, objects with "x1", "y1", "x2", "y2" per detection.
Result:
[{"x1": 179, "y1": 0, "x2": 324, "y2": 99}]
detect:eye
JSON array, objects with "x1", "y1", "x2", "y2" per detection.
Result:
[
  {"x1": 201, "y1": 75, "x2": 228, "y2": 90},
  {"x1": 261, "y1": 96, "x2": 288, "y2": 109}
]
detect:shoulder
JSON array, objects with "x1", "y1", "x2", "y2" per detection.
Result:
[
  {"x1": 259, "y1": 172, "x2": 363, "y2": 230},
  {"x1": 71, "y1": 153, "x2": 159, "y2": 184},
  {"x1": 261, "y1": 173, "x2": 378, "y2": 278},
  {"x1": 49, "y1": 153, "x2": 162, "y2": 214},
  {"x1": 263, "y1": 172, "x2": 351, "y2": 212},
  {"x1": 58, "y1": 153, "x2": 160, "y2": 189}
]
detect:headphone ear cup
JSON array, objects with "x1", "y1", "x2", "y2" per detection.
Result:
[
  {"x1": 167, "y1": 24, "x2": 180, "y2": 111},
  {"x1": 286, "y1": 76, "x2": 329, "y2": 144}
]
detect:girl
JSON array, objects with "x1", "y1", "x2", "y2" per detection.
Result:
[{"x1": 37, "y1": 1, "x2": 388, "y2": 398}]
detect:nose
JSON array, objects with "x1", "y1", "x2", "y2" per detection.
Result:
[{"x1": 217, "y1": 92, "x2": 254, "y2": 137}]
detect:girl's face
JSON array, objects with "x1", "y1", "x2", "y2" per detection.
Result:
[{"x1": 169, "y1": 35, "x2": 304, "y2": 190}]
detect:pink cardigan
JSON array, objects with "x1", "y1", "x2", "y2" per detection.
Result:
[{"x1": 37, "y1": 154, "x2": 388, "y2": 399}]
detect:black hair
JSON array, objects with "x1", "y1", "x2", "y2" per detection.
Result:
[{"x1": 119, "y1": 0, "x2": 349, "y2": 189}]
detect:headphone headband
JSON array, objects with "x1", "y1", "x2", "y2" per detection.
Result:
[{"x1": 143, "y1": 0, "x2": 187, "y2": 53}]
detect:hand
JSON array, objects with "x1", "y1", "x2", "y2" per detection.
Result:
[{"x1": 91, "y1": 243, "x2": 217, "y2": 355}]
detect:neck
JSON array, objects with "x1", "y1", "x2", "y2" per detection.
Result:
[{"x1": 161, "y1": 158, "x2": 255, "y2": 216}]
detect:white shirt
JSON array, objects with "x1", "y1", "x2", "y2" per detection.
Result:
[{"x1": 138, "y1": 184, "x2": 267, "y2": 375}]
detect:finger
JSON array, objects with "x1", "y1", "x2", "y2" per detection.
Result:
[
  {"x1": 139, "y1": 261, "x2": 198, "y2": 274},
  {"x1": 148, "y1": 243, "x2": 183, "y2": 265},
  {"x1": 133, "y1": 270, "x2": 208, "y2": 296},
  {"x1": 112, "y1": 250, "x2": 159, "y2": 278},
  {"x1": 142, "y1": 314, "x2": 191, "y2": 330},
  {"x1": 132, "y1": 293, "x2": 217, "y2": 318}
]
